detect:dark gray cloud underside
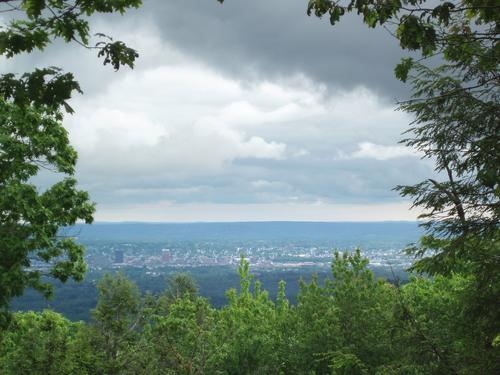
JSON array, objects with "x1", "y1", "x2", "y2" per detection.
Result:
[{"x1": 143, "y1": 0, "x2": 409, "y2": 100}]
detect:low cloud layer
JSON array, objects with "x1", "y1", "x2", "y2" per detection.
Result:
[{"x1": 337, "y1": 142, "x2": 419, "y2": 161}]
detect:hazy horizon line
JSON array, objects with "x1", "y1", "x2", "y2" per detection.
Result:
[{"x1": 83, "y1": 220, "x2": 420, "y2": 225}]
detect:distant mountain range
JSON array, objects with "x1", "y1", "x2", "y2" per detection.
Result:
[{"x1": 63, "y1": 221, "x2": 422, "y2": 243}]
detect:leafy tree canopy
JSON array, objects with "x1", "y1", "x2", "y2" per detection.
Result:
[
  {"x1": 0, "y1": 0, "x2": 141, "y2": 70},
  {"x1": 306, "y1": 0, "x2": 498, "y2": 80},
  {"x1": 2, "y1": 253, "x2": 499, "y2": 374},
  {"x1": 0, "y1": 0, "x2": 143, "y2": 326}
]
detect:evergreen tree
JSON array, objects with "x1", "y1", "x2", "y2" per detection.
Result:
[{"x1": 89, "y1": 272, "x2": 144, "y2": 375}]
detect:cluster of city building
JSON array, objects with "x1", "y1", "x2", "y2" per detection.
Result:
[{"x1": 82, "y1": 241, "x2": 411, "y2": 271}]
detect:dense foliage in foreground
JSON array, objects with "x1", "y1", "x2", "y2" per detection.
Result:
[{"x1": 1, "y1": 251, "x2": 498, "y2": 375}]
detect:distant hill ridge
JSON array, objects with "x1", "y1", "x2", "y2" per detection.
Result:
[{"x1": 62, "y1": 221, "x2": 421, "y2": 242}]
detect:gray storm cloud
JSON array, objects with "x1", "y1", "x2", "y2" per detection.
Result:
[
  {"x1": 140, "y1": 0, "x2": 409, "y2": 99},
  {"x1": 6, "y1": 0, "x2": 434, "y2": 221}
]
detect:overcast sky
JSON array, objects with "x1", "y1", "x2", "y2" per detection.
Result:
[{"x1": 2, "y1": 0, "x2": 435, "y2": 221}]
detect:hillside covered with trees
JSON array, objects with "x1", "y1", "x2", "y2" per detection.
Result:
[{"x1": 1, "y1": 253, "x2": 498, "y2": 374}]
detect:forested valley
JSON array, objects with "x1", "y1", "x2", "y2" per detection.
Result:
[{"x1": 2, "y1": 251, "x2": 499, "y2": 374}]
